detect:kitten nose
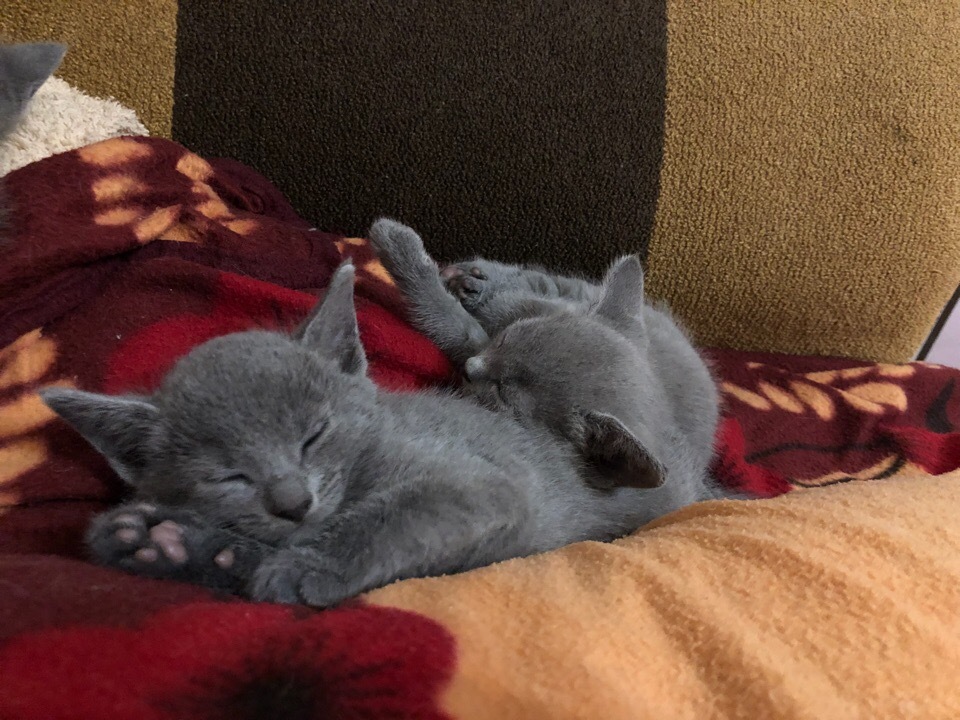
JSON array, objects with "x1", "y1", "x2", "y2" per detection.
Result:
[
  {"x1": 465, "y1": 356, "x2": 488, "y2": 381},
  {"x1": 267, "y1": 479, "x2": 312, "y2": 522}
]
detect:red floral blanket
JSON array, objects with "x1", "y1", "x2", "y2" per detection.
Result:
[{"x1": 0, "y1": 138, "x2": 957, "y2": 719}]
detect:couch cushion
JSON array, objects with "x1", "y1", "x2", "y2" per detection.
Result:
[{"x1": 168, "y1": 1, "x2": 960, "y2": 362}]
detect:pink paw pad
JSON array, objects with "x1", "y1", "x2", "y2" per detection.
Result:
[
  {"x1": 134, "y1": 547, "x2": 158, "y2": 563},
  {"x1": 439, "y1": 265, "x2": 464, "y2": 280},
  {"x1": 115, "y1": 527, "x2": 139, "y2": 544},
  {"x1": 148, "y1": 520, "x2": 188, "y2": 565}
]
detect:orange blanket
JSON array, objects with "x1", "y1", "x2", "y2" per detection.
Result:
[{"x1": 371, "y1": 470, "x2": 960, "y2": 719}]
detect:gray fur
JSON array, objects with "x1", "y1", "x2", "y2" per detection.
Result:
[
  {"x1": 369, "y1": 219, "x2": 726, "y2": 506},
  {"x1": 463, "y1": 256, "x2": 726, "y2": 511},
  {"x1": 0, "y1": 42, "x2": 66, "y2": 237},
  {"x1": 371, "y1": 218, "x2": 600, "y2": 345},
  {"x1": 440, "y1": 255, "x2": 600, "y2": 334},
  {"x1": 42, "y1": 261, "x2": 680, "y2": 607}
]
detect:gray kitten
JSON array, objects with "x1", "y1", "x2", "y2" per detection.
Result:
[
  {"x1": 0, "y1": 42, "x2": 67, "y2": 237},
  {"x1": 42, "y1": 262, "x2": 672, "y2": 606},
  {"x1": 440, "y1": 256, "x2": 600, "y2": 336},
  {"x1": 461, "y1": 258, "x2": 727, "y2": 510},
  {"x1": 368, "y1": 219, "x2": 724, "y2": 498},
  {"x1": 369, "y1": 224, "x2": 600, "y2": 367}
]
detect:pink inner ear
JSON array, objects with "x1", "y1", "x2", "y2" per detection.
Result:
[{"x1": 439, "y1": 265, "x2": 464, "y2": 280}]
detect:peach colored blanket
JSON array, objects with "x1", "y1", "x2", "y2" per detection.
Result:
[{"x1": 371, "y1": 471, "x2": 960, "y2": 719}]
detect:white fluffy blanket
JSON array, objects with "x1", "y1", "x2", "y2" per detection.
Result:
[{"x1": 0, "y1": 76, "x2": 148, "y2": 176}]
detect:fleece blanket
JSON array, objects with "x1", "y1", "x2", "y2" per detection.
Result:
[
  {"x1": 0, "y1": 75, "x2": 148, "y2": 177},
  {"x1": 1, "y1": 137, "x2": 960, "y2": 719}
]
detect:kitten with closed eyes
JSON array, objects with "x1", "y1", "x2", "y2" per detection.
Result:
[
  {"x1": 368, "y1": 219, "x2": 723, "y2": 489},
  {"x1": 462, "y1": 256, "x2": 733, "y2": 509},
  {"x1": 42, "y1": 261, "x2": 677, "y2": 607}
]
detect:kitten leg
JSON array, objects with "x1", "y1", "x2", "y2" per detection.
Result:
[
  {"x1": 87, "y1": 502, "x2": 265, "y2": 594},
  {"x1": 368, "y1": 219, "x2": 490, "y2": 366},
  {"x1": 249, "y1": 482, "x2": 528, "y2": 607},
  {"x1": 439, "y1": 266, "x2": 549, "y2": 334},
  {"x1": 468, "y1": 292, "x2": 582, "y2": 336}
]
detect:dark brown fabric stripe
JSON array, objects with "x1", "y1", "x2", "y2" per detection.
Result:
[{"x1": 172, "y1": 1, "x2": 667, "y2": 275}]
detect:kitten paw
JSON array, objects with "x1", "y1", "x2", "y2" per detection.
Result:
[
  {"x1": 86, "y1": 503, "x2": 235, "y2": 579},
  {"x1": 368, "y1": 219, "x2": 435, "y2": 280},
  {"x1": 440, "y1": 264, "x2": 488, "y2": 309},
  {"x1": 249, "y1": 548, "x2": 352, "y2": 608}
]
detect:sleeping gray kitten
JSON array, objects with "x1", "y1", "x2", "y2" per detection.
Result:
[
  {"x1": 461, "y1": 256, "x2": 727, "y2": 510},
  {"x1": 368, "y1": 219, "x2": 722, "y2": 489},
  {"x1": 42, "y1": 261, "x2": 672, "y2": 606},
  {"x1": 0, "y1": 42, "x2": 67, "y2": 237}
]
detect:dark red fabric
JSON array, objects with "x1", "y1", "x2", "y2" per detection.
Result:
[
  {"x1": 0, "y1": 602, "x2": 455, "y2": 720},
  {"x1": 1, "y1": 137, "x2": 958, "y2": 718},
  {"x1": 711, "y1": 349, "x2": 960, "y2": 488}
]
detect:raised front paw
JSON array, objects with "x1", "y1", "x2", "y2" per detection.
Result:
[
  {"x1": 86, "y1": 503, "x2": 237, "y2": 582},
  {"x1": 440, "y1": 263, "x2": 488, "y2": 310},
  {"x1": 249, "y1": 548, "x2": 354, "y2": 608},
  {"x1": 367, "y1": 218, "x2": 436, "y2": 281}
]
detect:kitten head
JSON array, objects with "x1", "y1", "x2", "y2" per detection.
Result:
[
  {"x1": 0, "y1": 42, "x2": 66, "y2": 140},
  {"x1": 464, "y1": 255, "x2": 667, "y2": 490},
  {"x1": 41, "y1": 262, "x2": 376, "y2": 542}
]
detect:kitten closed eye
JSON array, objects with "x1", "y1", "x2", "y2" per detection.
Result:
[
  {"x1": 301, "y1": 422, "x2": 330, "y2": 457},
  {"x1": 217, "y1": 473, "x2": 252, "y2": 484}
]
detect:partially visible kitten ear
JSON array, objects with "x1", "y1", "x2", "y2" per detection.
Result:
[
  {"x1": 39, "y1": 388, "x2": 161, "y2": 485},
  {"x1": 294, "y1": 260, "x2": 368, "y2": 375},
  {"x1": 574, "y1": 410, "x2": 666, "y2": 490},
  {"x1": 593, "y1": 255, "x2": 645, "y2": 330},
  {"x1": 0, "y1": 42, "x2": 67, "y2": 102}
]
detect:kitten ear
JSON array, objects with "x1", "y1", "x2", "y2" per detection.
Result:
[
  {"x1": 1, "y1": 43, "x2": 67, "y2": 102},
  {"x1": 294, "y1": 260, "x2": 367, "y2": 375},
  {"x1": 39, "y1": 388, "x2": 162, "y2": 485},
  {"x1": 575, "y1": 410, "x2": 666, "y2": 490},
  {"x1": 593, "y1": 255, "x2": 645, "y2": 328}
]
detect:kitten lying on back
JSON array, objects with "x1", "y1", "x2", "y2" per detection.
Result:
[
  {"x1": 42, "y1": 262, "x2": 672, "y2": 606},
  {"x1": 440, "y1": 256, "x2": 600, "y2": 336},
  {"x1": 371, "y1": 226, "x2": 600, "y2": 367},
  {"x1": 0, "y1": 42, "x2": 66, "y2": 238},
  {"x1": 369, "y1": 219, "x2": 723, "y2": 491}
]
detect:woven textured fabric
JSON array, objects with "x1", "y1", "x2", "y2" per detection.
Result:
[
  {"x1": 7, "y1": 2, "x2": 960, "y2": 360},
  {"x1": 371, "y1": 470, "x2": 960, "y2": 719},
  {"x1": 170, "y1": 1, "x2": 960, "y2": 361},
  {"x1": 646, "y1": 2, "x2": 960, "y2": 363}
]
